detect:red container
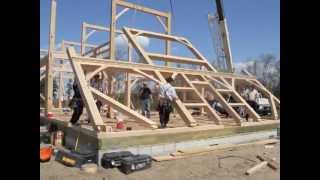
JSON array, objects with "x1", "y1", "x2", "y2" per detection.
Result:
[
  {"x1": 47, "y1": 112, "x2": 54, "y2": 119},
  {"x1": 116, "y1": 121, "x2": 124, "y2": 130}
]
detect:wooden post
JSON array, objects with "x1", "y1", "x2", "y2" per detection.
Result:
[
  {"x1": 201, "y1": 87, "x2": 205, "y2": 114},
  {"x1": 124, "y1": 44, "x2": 132, "y2": 107},
  {"x1": 81, "y1": 22, "x2": 86, "y2": 55},
  {"x1": 45, "y1": 0, "x2": 57, "y2": 115},
  {"x1": 106, "y1": 73, "x2": 114, "y2": 118},
  {"x1": 58, "y1": 71, "x2": 63, "y2": 108},
  {"x1": 165, "y1": 13, "x2": 171, "y2": 66},
  {"x1": 109, "y1": 0, "x2": 117, "y2": 60}
]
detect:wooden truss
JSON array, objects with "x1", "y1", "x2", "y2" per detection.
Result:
[
  {"x1": 41, "y1": 0, "x2": 280, "y2": 132},
  {"x1": 66, "y1": 27, "x2": 280, "y2": 131}
]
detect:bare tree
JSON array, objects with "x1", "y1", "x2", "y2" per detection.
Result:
[{"x1": 243, "y1": 54, "x2": 280, "y2": 98}]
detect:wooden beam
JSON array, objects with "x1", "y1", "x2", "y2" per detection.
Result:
[
  {"x1": 116, "y1": 0, "x2": 169, "y2": 18},
  {"x1": 148, "y1": 53, "x2": 208, "y2": 65},
  {"x1": 123, "y1": 27, "x2": 153, "y2": 64},
  {"x1": 45, "y1": 0, "x2": 57, "y2": 114},
  {"x1": 86, "y1": 65, "x2": 108, "y2": 81},
  {"x1": 184, "y1": 103, "x2": 207, "y2": 107},
  {"x1": 73, "y1": 56, "x2": 256, "y2": 81},
  {"x1": 127, "y1": 27, "x2": 185, "y2": 42},
  {"x1": 155, "y1": 16, "x2": 168, "y2": 32},
  {"x1": 67, "y1": 47, "x2": 106, "y2": 130},
  {"x1": 109, "y1": 0, "x2": 117, "y2": 60},
  {"x1": 132, "y1": 69, "x2": 161, "y2": 84},
  {"x1": 90, "y1": 87, "x2": 157, "y2": 129},
  {"x1": 115, "y1": 7, "x2": 129, "y2": 21},
  {"x1": 62, "y1": 40, "x2": 97, "y2": 48},
  {"x1": 40, "y1": 94, "x2": 45, "y2": 101},
  {"x1": 58, "y1": 71, "x2": 64, "y2": 108},
  {"x1": 174, "y1": 87, "x2": 194, "y2": 91},
  {"x1": 124, "y1": 72, "x2": 131, "y2": 107},
  {"x1": 84, "y1": 22, "x2": 123, "y2": 34},
  {"x1": 245, "y1": 161, "x2": 268, "y2": 175},
  {"x1": 81, "y1": 22, "x2": 86, "y2": 55}
]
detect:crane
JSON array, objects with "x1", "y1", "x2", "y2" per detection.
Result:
[{"x1": 208, "y1": 0, "x2": 234, "y2": 73}]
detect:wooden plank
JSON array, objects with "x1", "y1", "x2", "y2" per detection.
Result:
[
  {"x1": 174, "y1": 87, "x2": 194, "y2": 91},
  {"x1": 229, "y1": 103, "x2": 245, "y2": 107},
  {"x1": 116, "y1": 0, "x2": 169, "y2": 18},
  {"x1": 245, "y1": 161, "x2": 268, "y2": 175},
  {"x1": 67, "y1": 47, "x2": 106, "y2": 130},
  {"x1": 184, "y1": 103, "x2": 207, "y2": 107},
  {"x1": 191, "y1": 81, "x2": 209, "y2": 85},
  {"x1": 257, "y1": 155, "x2": 279, "y2": 170},
  {"x1": 90, "y1": 87, "x2": 158, "y2": 129},
  {"x1": 152, "y1": 155, "x2": 178, "y2": 162},
  {"x1": 148, "y1": 53, "x2": 208, "y2": 65}
]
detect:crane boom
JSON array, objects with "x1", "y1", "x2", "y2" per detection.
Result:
[{"x1": 214, "y1": 0, "x2": 234, "y2": 73}]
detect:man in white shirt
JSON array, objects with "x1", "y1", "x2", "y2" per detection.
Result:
[
  {"x1": 247, "y1": 86, "x2": 259, "y2": 112},
  {"x1": 158, "y1": 77, "x2": 178, "y2": 128}
]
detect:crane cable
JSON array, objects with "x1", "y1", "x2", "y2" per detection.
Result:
[{"x1": 169, "y1": 0, "x2": 175, "y2": 28}]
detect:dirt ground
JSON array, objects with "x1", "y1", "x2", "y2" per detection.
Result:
[{"x1": 40, "y1": 142, "x2": 279, "y2": 180}]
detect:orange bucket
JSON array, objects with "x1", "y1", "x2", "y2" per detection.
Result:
[{"x1": 40, "y1": 146, "x2": 52, "y2": 162}]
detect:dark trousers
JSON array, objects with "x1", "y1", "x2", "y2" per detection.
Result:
[
  {"x1": 70, "y1": 101, "x2": 84, "y2": 125},
  {"x1": 247, "y1": 100, "x2": 258, "y2": 112},
  {"x1": 158, "y1": 101, "x2": 172, "y2": 128},
  {"x1": 96, "y1": 100, "x2": 102, "y2": 112}
]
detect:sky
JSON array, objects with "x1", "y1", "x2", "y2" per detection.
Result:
[{"x1": 40, "y1": 0, "x2": 280, "y2": 64}]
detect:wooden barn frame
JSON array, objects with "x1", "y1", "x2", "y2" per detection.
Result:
[{"x1": 40, "y1": 0, "x2": 280, "y2": 133}]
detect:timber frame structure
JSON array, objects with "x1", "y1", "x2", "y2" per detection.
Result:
[{"x1": 40, "y1": 0, "x2": 280, "y2": 133}]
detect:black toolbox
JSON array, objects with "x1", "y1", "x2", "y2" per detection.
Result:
[
  {"x1": 55, "y1": 149, "x2": 97, "y2": 168},
  {"x1": 119, "y1": 154, "x2": 152, "y2": 174},
  {"x1": 101, "y1": 151, "x2": 133, "y2": 169}
]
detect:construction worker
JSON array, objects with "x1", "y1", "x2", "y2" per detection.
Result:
[
  {"x1": 69, "y1": 80, "x2": 83, "y2": 125},
  {"x1": 247, "y1": 86, "x2": 259, "y2": 112},
  {"x1": 139, "y1": 82, "x2": 152, "y2": 118},
  {"x1": 158, "y1": 77, "x2": 178, "y2": 128},
  {"x1": 91, "y1": 74, "x2": 103, "y2": 112}
]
